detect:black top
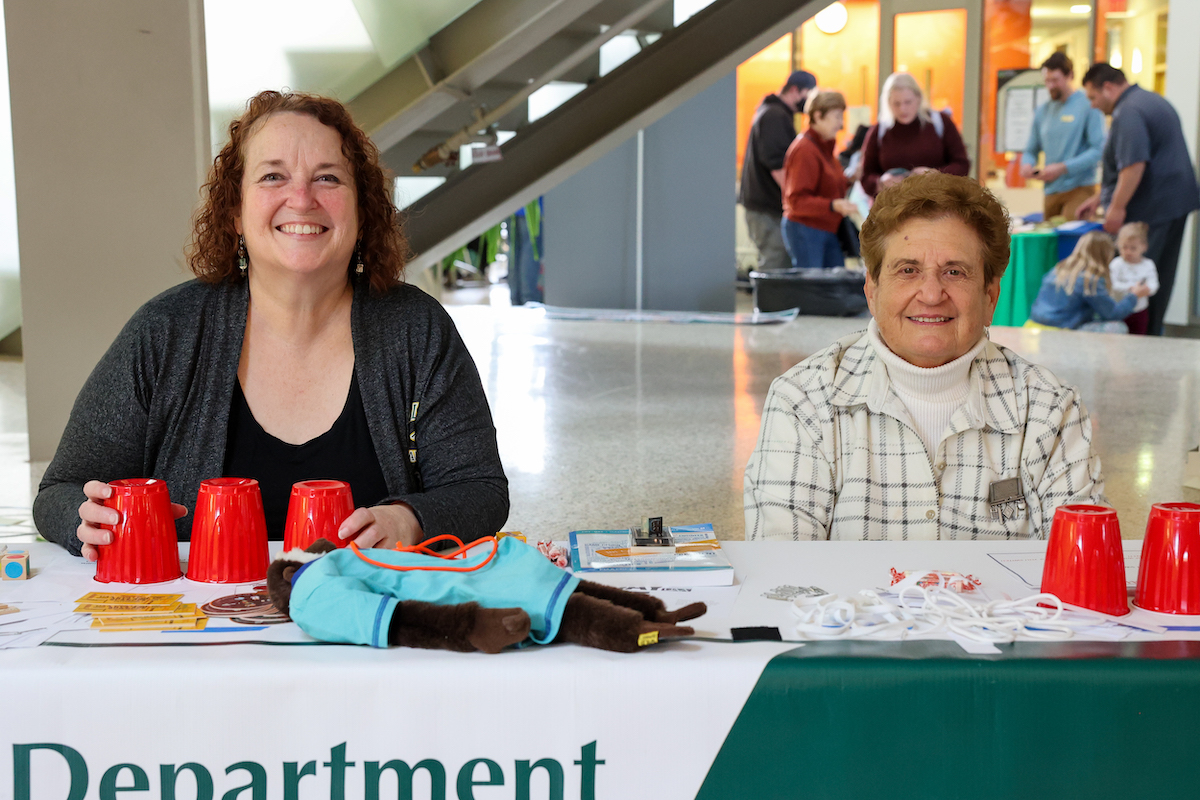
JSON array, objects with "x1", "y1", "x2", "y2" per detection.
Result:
[
  {"x1": 34, "y1": 279, "x2": 508, "y2": 555},
  {"x1": 223, "y1": 373, "x2": 391, "y2": 540},
  {"x1": 738, "y1": 94, "x2": 797, "y2": 215}
]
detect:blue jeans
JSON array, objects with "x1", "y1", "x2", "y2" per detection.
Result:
[{"x1": 781, "y1": 217, "x2": 843, "y2": 269}]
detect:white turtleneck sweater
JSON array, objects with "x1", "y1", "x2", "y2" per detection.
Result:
[{"x1": 868, "y1": 319, "x2": 987, "y2": 460}]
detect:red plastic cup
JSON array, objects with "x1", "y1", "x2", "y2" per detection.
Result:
[
  {"x1": 186, "y1": 478, "x2": 270, "y2": 583},
  {"x1": 283, "y1": 480, "x2": 355, "y2": 551},
  {"x1": 97, "y1": 478, "x2": 182, "y2": 584},
  {"x1": 1135, "y1": 502, "x2": 1200, "y2": 614},
  {"x1": 1041, "y1": 504, "x2": 1129, "y2": 616}
]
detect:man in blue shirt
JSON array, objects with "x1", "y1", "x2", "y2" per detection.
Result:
[
  {"x1": 1078, "y1": 63, "x2": 1200, "y2": 336},
  {"x1": 1020, "y1": 53, "x2": 1105, "y2": 220}
]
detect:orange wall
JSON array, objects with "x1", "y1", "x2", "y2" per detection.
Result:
[
  {"x1": 981, "y1": 0, "x2": 1032, "y2": 178},
  {"x1": 735, "y1": 34, "x2": 793, "y2": 179},
  {"x1": 798, "y1": 0, "x2": 880, "y2": 151},
  {"x1": 894, "y1": 9, "x2": 967, "y2": 125}
]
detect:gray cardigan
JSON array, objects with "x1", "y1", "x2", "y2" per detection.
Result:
[{"x1": 34, "y1": 278, "x2": 509, "y2": 555}]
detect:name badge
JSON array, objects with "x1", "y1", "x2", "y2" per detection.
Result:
[
  {"x1": 1061, "y1": 114, "x2": 1075, "y2": 123},
  {"x1": 989, "y1": 476, "x2": 1026, "y2": 520}
]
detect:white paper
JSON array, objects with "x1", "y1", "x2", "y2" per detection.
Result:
[
  {"x1": 949, "y1": 633, "x2": 1001, "y2": 654},
  {"x1": 987, "y1": 543, "x2": 1141, "y2": 590},
  {"x1": 1002, "y1": 87, "x2": 1036, "y2": 152},
  {"x1": 0, "y1": 611, "x2": 91, "y2": 649}
]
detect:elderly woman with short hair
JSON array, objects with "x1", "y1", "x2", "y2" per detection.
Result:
[
  {"x1": 744, "y1": 172, "x2": 1107, "y2": 541},
  {"x1": 36, "y1": 90, "x2": 509, "y2": 558},
  {"x1": 780, "y1": 90, "x2": 857, "y2": 269}
]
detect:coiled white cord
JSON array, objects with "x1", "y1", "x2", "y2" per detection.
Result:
[{"x1": 791, "y1": 570, "x2": 1103, "y2": 644}]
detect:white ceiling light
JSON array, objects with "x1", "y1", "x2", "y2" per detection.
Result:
[
  {"x1": 815, "y1": 2, "x2": 849, "y2": 35},
  {"x1": 1132, "y1": 47, "x2": 1143, "y2": 74},
  {"x1": 1070, "y1": 4, "x2": 1091, "y2": 13}
]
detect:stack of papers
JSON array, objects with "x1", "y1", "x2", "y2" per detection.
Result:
[{"x1": 569, "y1": 524, "x2": 735, "y2": 587}]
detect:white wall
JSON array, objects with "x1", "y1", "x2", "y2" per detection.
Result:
[
  {"x1": 0, "y1": 5, "x2": 21, "y2": 342},
  {"x1": 6, "y1": 0, "x2": 209, "y2": 460},
  {"x1": 1164, "y1": 0, "x2": 1199, "y2": 325}
]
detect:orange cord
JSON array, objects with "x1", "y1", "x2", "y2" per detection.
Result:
[{"x1": 348, "y1": 535, "x2": 499, "y2": 572}]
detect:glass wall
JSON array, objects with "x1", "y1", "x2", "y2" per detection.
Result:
[
  {"x1": 735, "y1": 35, "x2": 793, "y2": 179},
  {"x1": 986, "y1": 0, "x2": 1172, "y2": 187},
  {"x1": 1095, "y1": 0, "x2": 1170, "y2": 95},
  {"x1": 798, "y1": 0, "x2": 880, "y2": 151}
]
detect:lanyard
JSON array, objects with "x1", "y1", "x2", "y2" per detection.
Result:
[{"x1": 349, "y1": 534, "x2": 499, "y2": 573}]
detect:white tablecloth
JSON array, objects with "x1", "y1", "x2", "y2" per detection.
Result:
[{"x1": 4, "y1": 538, "x2": 1197, "y2": 799}]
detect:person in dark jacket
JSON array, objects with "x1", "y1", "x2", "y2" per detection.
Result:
[
  {"x1": 738, "y1": 69, "x2": 817, "y2": 273},
  {"x1": 35, "y1": 90, "x2": 509, "y2": 559},
  {"x1": 781, "y1": 91, "x2": 856, "y2": 269}
]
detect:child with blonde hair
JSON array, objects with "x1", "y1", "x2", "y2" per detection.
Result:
[
  {"x1": 1028, "y1": 231, "x2": 1151, "y2": 332},
  {"x1": 1108, "y1": 222, "x2": 1159, "y2": 335}
]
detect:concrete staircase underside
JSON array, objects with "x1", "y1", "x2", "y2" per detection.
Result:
[{"x1": 361, "y1": 0, "x2": 825, "y2": 273}]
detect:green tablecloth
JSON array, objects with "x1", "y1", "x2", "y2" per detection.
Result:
[
  {"x1": 994, "y1": 231, "x2": 1058, "y2": 327},
  {"x1": 699, "y1": 640, "x2": 1200, "y2": 800}
]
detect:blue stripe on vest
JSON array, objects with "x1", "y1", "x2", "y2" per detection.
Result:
[
  {"x1": 529, "y1": 571, "x2": 574, "y2": 645},
  {"x1": 372, "y1": 595, "x2": 389, "y2": 648}
]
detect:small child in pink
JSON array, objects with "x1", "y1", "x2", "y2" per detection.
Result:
[{"x1": 1108, "y1": 222, "x2": 1159, "y2": 335}]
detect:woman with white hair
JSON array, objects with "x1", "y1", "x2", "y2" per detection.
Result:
[{"x1": 860, "y1": 72, "x2": 970, "y2": 197}]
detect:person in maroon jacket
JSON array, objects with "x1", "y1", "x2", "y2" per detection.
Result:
[
  {"x1": 780, "y1": 91, "x2": 857, "y2": 269},
  {"x1": 860, "y1": 72, "x2": 970, "y2": 197}
]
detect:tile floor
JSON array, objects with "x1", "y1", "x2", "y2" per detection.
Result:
[
  {"x1": 6, "y1": 294, "x2": 1199, "y2": 548},
  {"x1": 447, "y1": 301, "x2": 1200, "y2": 541}
]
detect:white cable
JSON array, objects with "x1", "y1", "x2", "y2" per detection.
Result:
[{"x1": 791, "y1": 571, "x2": 1107, "y2": 644}]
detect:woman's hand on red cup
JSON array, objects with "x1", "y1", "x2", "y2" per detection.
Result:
[
  {"x1": 76, "y1": 480, "x2": 188, "y2": 562},
  {"x1": 337, "y1": 503, "x2": 423, "y2": 550}
]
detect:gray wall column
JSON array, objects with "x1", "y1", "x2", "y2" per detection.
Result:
[
  {"x1": 6, "y1": 0, "x2": 210, "y2": 461},
  {"x1": 543, "y1": 73, "x2": 736, "y2": 312}
]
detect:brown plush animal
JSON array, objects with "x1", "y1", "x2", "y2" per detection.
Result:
[{"x1": 266, "y1": 538, "x2": 706, "y2": 653}]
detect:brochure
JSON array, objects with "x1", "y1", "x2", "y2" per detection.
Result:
[{"x1": 568, "y1": 524, "x2": 735, "y2": 587}]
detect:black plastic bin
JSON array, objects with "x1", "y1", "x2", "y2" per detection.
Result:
[{"x1": 750, "y1": 268, "x2": 869, "y2": 316}]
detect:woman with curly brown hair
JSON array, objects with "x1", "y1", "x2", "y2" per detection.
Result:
[{"x1": 34, "y1": 91, "x2": 509, "y2": 558}]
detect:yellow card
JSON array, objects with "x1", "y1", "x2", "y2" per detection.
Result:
[
  {"x1": 76, "y1": 602, "x2": 182, "y2": 614},
  {"x1": 91, "y1": 618, "x2": 199, "y2": 628},
  {"x1": 94, "y1": 617, "x2": 207, "y2": 632},
  {"x1": 76, "y1": 593, "x2": 182, "y2": 606}
]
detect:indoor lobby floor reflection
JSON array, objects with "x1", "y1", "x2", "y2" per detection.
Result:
[
  {"x1": 448, "y1": 306, "x2": 1200, "y2": 542},
  {"x1": 5, "y1": 309, "x2": 1200, "y2": 548}
]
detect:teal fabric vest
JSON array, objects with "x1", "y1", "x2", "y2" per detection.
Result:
[{"x1": 289, "y1": 538, "x2": 580, "y2": 648}]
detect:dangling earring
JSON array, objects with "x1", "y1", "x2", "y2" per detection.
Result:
[
  {"x1": 237, "y1": 235, "x2": 248, "y2": 274},
  {"x1": 354, "y1": 243, "x2": 364, "y2": 275}
]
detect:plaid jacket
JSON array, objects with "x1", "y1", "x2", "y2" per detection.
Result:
[{"x1": 744, "y1": 330, "x2": 1108, "y2": 541}]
